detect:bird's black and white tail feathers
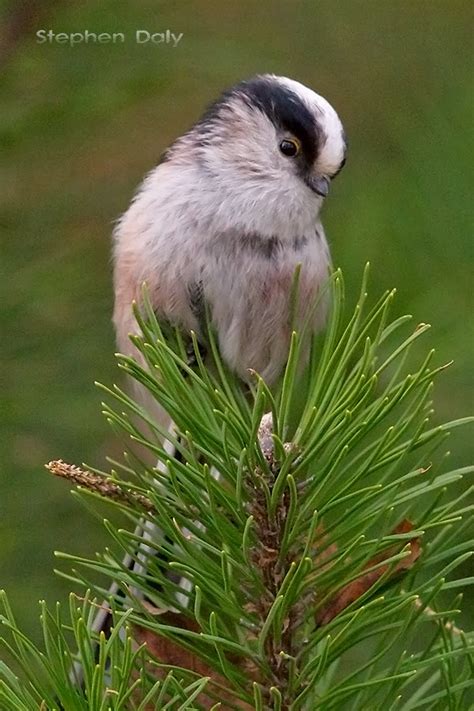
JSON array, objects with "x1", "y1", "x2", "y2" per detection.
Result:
[{"x1": 70, "y1": 420, "x2": 188, "y2": 688}]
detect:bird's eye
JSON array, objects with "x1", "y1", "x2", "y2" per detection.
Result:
[{"x1": 279, "y1": 138, "x2": 300, "y2": 157}]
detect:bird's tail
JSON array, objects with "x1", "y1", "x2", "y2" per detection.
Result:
[{"x1": 71, "y1": 418, "x2": 185, "y2": 687}]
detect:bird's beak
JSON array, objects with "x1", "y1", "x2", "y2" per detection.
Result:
[{"x1": 306, "y1": 175, "x2": 330, "y2": 198}]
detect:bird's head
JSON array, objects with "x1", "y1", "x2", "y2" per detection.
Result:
[{"x1": 167, "y1": 74, "x2": 347, "y2": 237}]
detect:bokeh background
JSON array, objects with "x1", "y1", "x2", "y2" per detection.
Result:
[{"x1": 1, "y1": 0, "x2": 472, "y2": 643}]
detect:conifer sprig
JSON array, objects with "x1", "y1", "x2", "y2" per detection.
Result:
[{"x1": 1, "y1": 268, "x2": 472, "y2": 709}]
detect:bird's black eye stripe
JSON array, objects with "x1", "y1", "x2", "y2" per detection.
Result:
[
  {"x1": 195, "y1": 77, "x2": 321, "y2": 169},
  {"x1": 239, "y1": 78, "x2": 318, "y2": 167}
]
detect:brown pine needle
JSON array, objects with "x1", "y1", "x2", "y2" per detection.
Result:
[{"x1": 45, "y1": 459, "x2": 155, "y2": 513}]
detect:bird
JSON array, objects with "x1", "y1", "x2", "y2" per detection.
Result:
[
  {"x1": 92, "y1": 74, "x2": 346, "y2": 644},
  {"x1": 113, "y1": 74, "x2": 346, "y2": 391}
]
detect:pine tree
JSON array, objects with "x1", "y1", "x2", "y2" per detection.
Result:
[{"x1": 1, "y1": 268, "x2": 473, "y2": 710}]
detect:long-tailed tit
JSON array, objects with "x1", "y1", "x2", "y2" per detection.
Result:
[
  {"x1": 93, "y1": 75, "x2": 346, "y2": 639},
  {"x1": 113, "y1": 74, "x2": 346, "y2": 389}
]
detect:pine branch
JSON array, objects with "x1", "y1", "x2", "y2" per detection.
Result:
[{"x1": 1, "y1": 269, "x2": 472, "y2": 710}]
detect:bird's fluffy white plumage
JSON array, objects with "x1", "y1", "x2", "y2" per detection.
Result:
[{"x1": 113, "y1": 74, "x2": 346, "y2": 384}]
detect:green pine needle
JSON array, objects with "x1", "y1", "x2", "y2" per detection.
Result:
[{"x1": 1, "y1": 268, "x2": 472, "y2": 709}]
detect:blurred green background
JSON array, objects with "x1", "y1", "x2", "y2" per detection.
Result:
[{"x1": 0, "y1": 0, "x2": 472, "y2": 643}]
